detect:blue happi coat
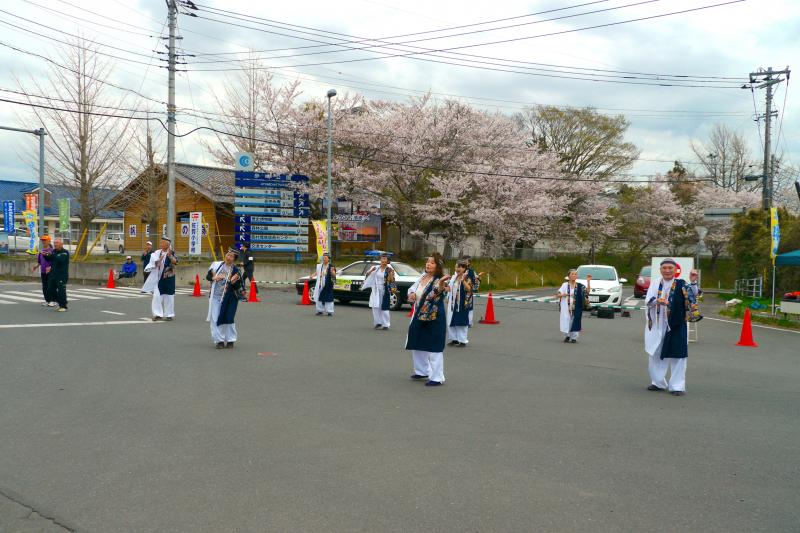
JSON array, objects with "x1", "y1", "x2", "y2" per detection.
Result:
[
  {"x1": 405, "y1": 276, "x2": 447, "y2": 353},
  {"x1": 449, "y1": 276, "x2": 472, "y2": 327},
  {"x1": 157, "y1": 254, "x2": 176, "y2": 295},
  {"x1": 647, "y1": 278, "x2": 695, "y2": 359},
  {"x1": 216, "y1": 264, "x2": 242, "y2": 326}
]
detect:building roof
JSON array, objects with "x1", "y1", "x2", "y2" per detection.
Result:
[
  {"x1": 0, "y1": 179, "x2": 123, "y2": 219},
  {"x1": 169, "y1": 163, "x2": 235, "y2": 204}
]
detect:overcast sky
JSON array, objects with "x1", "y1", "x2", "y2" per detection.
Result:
[{"x1": 0, "y1": 0, "x2": 797, "y2": 187}]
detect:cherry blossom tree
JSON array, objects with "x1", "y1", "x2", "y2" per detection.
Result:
[
  {"x1": 691, "y1": 185, "x2": 760, "y2": 271},
  {"x1": 609, "y1": 184, "x2": 687, "y2": 265}
]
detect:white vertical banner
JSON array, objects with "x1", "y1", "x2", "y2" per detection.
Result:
[{"x1": 189, "y1": 211, "x2": 202, "y2": 255}]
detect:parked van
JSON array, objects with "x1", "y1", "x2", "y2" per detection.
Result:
[{"x1": 103, "y1": 232, "x2": 125, "y2": 254}]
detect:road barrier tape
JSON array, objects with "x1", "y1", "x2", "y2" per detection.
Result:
[{"x1": 473, "y1": 293, "x2": 645, "y2": 311}]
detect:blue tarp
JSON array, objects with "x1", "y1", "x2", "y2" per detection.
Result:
[{"x1": 775, "y1": 250, "x2": 800, "y2": 266}]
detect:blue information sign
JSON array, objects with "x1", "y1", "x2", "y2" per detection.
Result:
[
  {"x1": 3, "y1": 201, "x2": 15, "y2": 233},
  {"x1": 234, "y1": 172, "x2": 310, "y2": 252}
]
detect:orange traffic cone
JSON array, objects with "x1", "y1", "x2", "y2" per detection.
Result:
[
  {"x1": 106, "y1": 268, "x2": 115, "y2": 289},
  {"x1": 248, "y1": 280, "x2": 261, "y2": 303},
  {"x1": 299, "y1": 280, "x2": 312, "y2": 305},
  {"x1": 735, "y1": 308, "x2": 758, "y2": 347},
  {"x1": 192, "y1": 274, "x2": 203, "y2": 297},
  {"x1": 479, "y1": 292, "x2": 500, "y2": 324}
]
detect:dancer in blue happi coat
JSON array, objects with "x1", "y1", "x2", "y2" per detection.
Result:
[
  {"x1": 206, "y1": 248, "x2": 243, "y2": 349},
  {"x1": 446, "y1": 259, "x2": 472, "y2": 346},
  {"x1": 364, "y1": 252, "x2": 397, "y2": 330},
  {"x1": 406, "y1": 253, "x2": 451, "y2": 387},
  {"x1": 644, "y1": 258, "x2": 698, "y2": 396},
  {"x1": 312, "y1": 253, "x2": 337, "y2": 316},
  {"x1": 556, "y1": 269, "x2": 591, "y2": 343}
]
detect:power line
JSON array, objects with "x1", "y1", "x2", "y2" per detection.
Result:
[
  {"x1": 1, "y1": 95, "x2": 715, "y2": 184},
  {"x1": 184, "y1": 0, "x2": 747, "y2": 89},
  {"x1": 188, "y1": 0, "x2": 743, "y2": 83},
  {"x1": 0, "y1": 40, "x2": 167, "y2": 105}
]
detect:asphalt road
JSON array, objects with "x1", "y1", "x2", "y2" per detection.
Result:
[{"x1": 0, "y1": 280, "x2": 798, "y2": 532}]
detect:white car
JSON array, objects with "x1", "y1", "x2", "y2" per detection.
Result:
[
  {"x1": 575, "y1": 265, "x2": 627, "y2": 307},
  {"x1": 103, "y1": 233, "x2": 125, "y2": 254}
]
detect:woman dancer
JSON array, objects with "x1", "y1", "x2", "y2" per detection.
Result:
[
  {"x1": 311, "y1": 253, "x2": 336, "y2": 316},
  {"x1": 556, "y1": 269, "x2": 591, "y2": 343},
  {"x1": 364, "y1": 253, "x2": 397, "y2": 330},
  {"x1": 406, "y1": 253, "x2": 450, "y2": 386},
  {"x1": 446, "y1": 259, "x2": 472, "y2": 347}
]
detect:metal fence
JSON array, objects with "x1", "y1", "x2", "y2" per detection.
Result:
[{"x1": 734, "y1": 276, "x2": 763, "y2": 298}]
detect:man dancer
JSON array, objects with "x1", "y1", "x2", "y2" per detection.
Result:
[
  {"x1": 207, "y1": 248, "x2": 243, "y2": 349},
  {"x1": 644, "y1": 258, "x2": 697, "y2": 396},
  {"x1": 143, "y1": 237, "x2": 178, "y2": 321},
  {"x1": 46, "y1": 238, "x2": 70, "y2": 312}
]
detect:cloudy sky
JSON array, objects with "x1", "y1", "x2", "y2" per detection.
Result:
[{"x1": 0, "y1": 0, "x2": 797, "y2": 187}]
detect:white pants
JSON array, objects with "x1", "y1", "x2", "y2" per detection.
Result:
[
  {"x1": 448, "y1": 325, "x2": 468, "y2": 344},
  {"x1": 649, "y1": 355, "x2": 687, "y2": 392},
  {"x1": 209, "y1": 298, "x2": 237, "y2": 344},
  {"x1": 372, "y1": 307, "x2": 390, "y2": 327},
  {"x1": 412, "y1": 350, "x2": 445, "y2": 382},
  {"x1": 566, "y1": 331, "x2": 579, "y2": 340},
  {"x1": 151, "y1": 288, "x2": 175, "y2": 318},
  {"x1": 468, "y1": 309, "x2": 474, "y2": 327},
  {"x1": 316, "y1": 300, "x2": 334, "y2": 314}
]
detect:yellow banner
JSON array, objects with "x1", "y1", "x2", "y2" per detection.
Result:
[
  {"x1": 22, "y1": 209, "x2": 38, "y2": 255},
  {"x1": 770, "y1": 207, "x2": 780, "y2": 264},
  {"x1": 312, "y1": 220, "x2": 328, "y2": 261}
]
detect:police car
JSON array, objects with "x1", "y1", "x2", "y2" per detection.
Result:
[{"x1": 295, "y1": 251, "x2": 421, "y2": 310}]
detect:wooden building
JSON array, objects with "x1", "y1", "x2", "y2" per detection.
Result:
[{"x1": 110, "y1": 163, "x2": 235, "y2": 256}]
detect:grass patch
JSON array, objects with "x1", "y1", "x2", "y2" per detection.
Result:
[{"x1": 717, "y1": 294, "x2": 800, "y2": 330}]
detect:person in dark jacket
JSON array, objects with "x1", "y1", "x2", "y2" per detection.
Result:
[
  {"x1": 45, "y1": 237, "x2": 70, "y2": 312},
  {"x1": 140, "y1": 241, "x2": 153, "y2": 286},
  {"x1": 239, "y1": 244, "x2": 255, "y2": 301}
]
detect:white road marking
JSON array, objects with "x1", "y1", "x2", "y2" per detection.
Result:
[
  {"x1": 5, "y1": 290, "x2": 90, "y2": 302},
  {"x1": 0, "y1": 293, "x2": 44, "y2": 303},
  {"x1": 0, "y1": 319, "x2": 162, "y2": 329},
  {"x1": 67, "y1": 288, "x2": 140, "y2": 298},
  {"x1": 101, "y1": 310, "x2": 125, "y2": 316},
  {"x1": 703, "y1": 316, "x2": 800, "y2": 334}
]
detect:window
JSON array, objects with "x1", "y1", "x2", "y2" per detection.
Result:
[
  {"x1": 576, "y1": 266, "x2": 617, "y2": 281},
  {"x1": 339, "y1": 262, "x2": 368, "y2": 276},
  {"x1": 391, "y1": 262, "x2": 421, "y2": 276}
]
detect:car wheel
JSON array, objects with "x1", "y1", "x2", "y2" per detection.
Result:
[
  {"x1": 103, "y1": 246, "x2": 108, "y2": 254},
  {"x1": 389, "y1": 292, "x2": 402, "y2": 311},
  {"x1": 119, "y1": 245, "x2": 124, "y2": 254}
]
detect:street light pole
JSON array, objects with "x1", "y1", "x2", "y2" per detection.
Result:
[
  {"x1": 0, "y1": 125, "x2": 46, "y2": 237},
  {"x1": 326, "y1": 88, "x2": 337, "y2": 256}
]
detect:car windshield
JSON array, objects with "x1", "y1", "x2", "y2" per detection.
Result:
[
  {"x1": 576, "y1": 267, "x2": 617, "y2": 281},
  {"x1": 640, "y1": 266, "x2": 651, "y2": 277},
  {"x1": 339, "y1": 262, "x2": 367, "y2": 276},
  {"x1": 390, "y1": 262, "x2": 421, "y2": 276}
]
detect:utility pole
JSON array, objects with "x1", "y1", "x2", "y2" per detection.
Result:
[
  {"x1": 746, "y1": 67, "x2": 790, "y2": 211},
  {"x1": 166, "y1": 0, "x2": 177, "y2": 244}
]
